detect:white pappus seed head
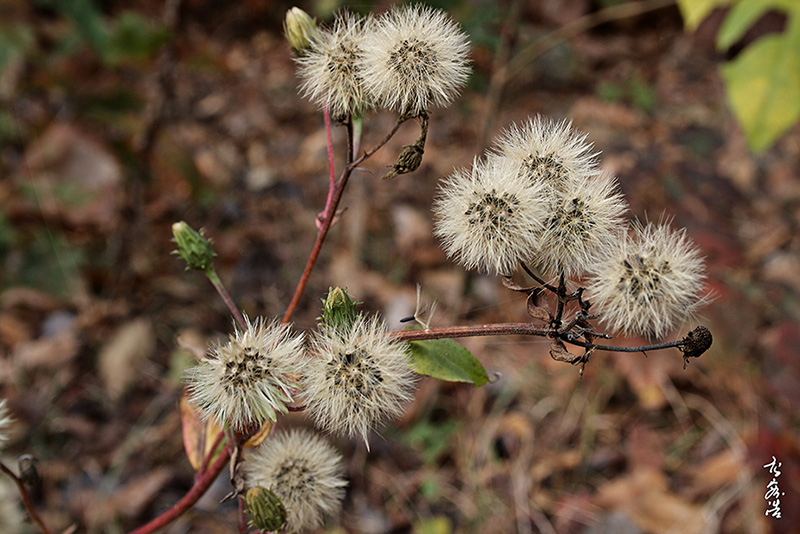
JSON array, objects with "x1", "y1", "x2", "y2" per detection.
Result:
[
  {"x1": 361, "y1": 4, "x2": 471, "y2": 115},
  {"x1": 0, "y1": 399, "x2": 13, "y2": 450},
  {"x1": 534, "y1": 172, "x2": 628, "y2": 277},
  {"x1": 295, "y1": 11, "x2": 373, "y2": 119},
  {"x1": 244, "y1": 429, "x2": 347, "y2": 533},
  {"x1": 492, "y1": 116, "x2": 600, "y2": 190},
  {"x1": 433, "y1": 156, "x2": 547, "y2": 275},
  {"x1": 587, "y1": 221, "x2": 707, "y2": 339},
  {"x1": 185, "y1": 317, "x2": 304, "y2": 432},
  {"x1": 301, "y1": 314, "x2": 417, "y2": 447}
]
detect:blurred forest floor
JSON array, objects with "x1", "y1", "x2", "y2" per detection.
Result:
[{"x1": 1, "y1": 0, "x2": 799, "y2": 533}]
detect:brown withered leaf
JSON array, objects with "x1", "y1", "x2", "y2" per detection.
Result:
[
  {"x1": 180, "y1": 392, "x2": 225, "y2": 472},
  {"x1": 550, "y1": 339, "x2": 581, "y2": 364},
  {"x1": 501, "y1": 276, "x2": 535, "y2": 293},
  {"x1": 527, "y1": 293, "x2": 551, "y2": 323}
]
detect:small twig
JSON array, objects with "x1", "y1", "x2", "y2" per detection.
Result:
[
  {"x1": 350, "y1": 117, "x2": 406, "y2": 168},
  {"x1": 128, "y1": 446, "x2": 231, "y2": 534},
  {"x1": 322, "y1": 101, "x2": 337, "y2": 220},
  {"x1": 520, "y1": 262, "x2": 558, "y2": 293},
  {"x1": 198, "y1": 430, "x2": 226, "y2": 475},
  {"x1": 0, "y1": 461, "x2": 54, "y2": 534},
  {"x1": 563, "y1": 338, "x2": 685, "y2": 353},
  {"x1": 552, "y1": 272, "x2": 567, "y2": 329},
  {"x1": 283, "y1": 114, "x2": 407, "y2": 323},
  {"x1": 207, "y1": 268, "x2": 247, "y2": 330},
  {"x1": 391, "y1": 323, "x2": 554, "y2": 342}
]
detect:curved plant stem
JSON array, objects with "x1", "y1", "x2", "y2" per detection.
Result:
[
  {"x1": 0, "y1": 461, "x2": 54, "y2": 534},
  {"x1": 128, "y1": 445, "x2": 231, "y2": 534},
  {"x1": 207, "y1": 268, "x2": 247, "y2": 329},
  {"x1": 283, "y1": 116, "x2": 405, "y2": 323}
]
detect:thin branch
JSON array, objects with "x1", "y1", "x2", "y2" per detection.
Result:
[
  {"x1": 563, "y1": 338, "x2": 685, "y2": 353},
  {"x1": 391, "y1": 323, "x2": 554, "y2": 342},
  {"x1": 520, "y1": 262, "x2": 558, "y2": 292},
  {"x1": 283, "y1": 118, "x2": 357, "y2": 324},
  {"x1": 322, "y1": 101, "x2": 337, "y2": 217},
  {"x1": 351, "y1": 118, "x2": 405, "y2": 168},
  {"x1": 127, "y1": 446, "x2": 231, "y2": 534},
  {"x1": 207, "y1": 269, "x2": 247, "y2": 330},
  {"x1": 0, "y1": 461, "x2": 54, "y2": 534}
]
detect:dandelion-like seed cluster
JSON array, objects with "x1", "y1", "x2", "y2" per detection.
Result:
[
  {"x1": 433, "y1": 157, "x2": 546, "y2": 275},
  {"x1": 361, "y1": 4, "x2": 471, "y2": 115},
  {"x1": 296, "y1": 11, "x2": 373, "y2": 119},
  {"x1": 302, "y1": 314, "x2": 417, "y2": 446},
  {"x1": 185, "y1": 318, "x2": 304, "y2": 431},
  {"x1": 588, "y1": 221, "x2": 706, "y2": 338},
  {"x1": 244, "y1": 429, "x2": 347, "y2": 533},
  {"x1": 296, "y1": 4, "x2": 470, "y2": 117}
]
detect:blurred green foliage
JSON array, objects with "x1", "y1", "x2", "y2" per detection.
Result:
[
  {"x1": 35, "y1": 0, "x2": 170, "y2": 65},
  {"x1": 596, "y1": 70, "x2": 658, "y2": 114},
  {"x1": 677, "y1": 0, "x2": 800, "y2": 152}
]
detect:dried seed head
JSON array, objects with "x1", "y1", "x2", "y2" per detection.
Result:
[
  {"x1": 492, "y1": 116, "x2": 600, "y2": 190},
  {"x1": 534, "y1": 172, "x2": 628, "y2": 277},
  {"x1": 295, "y1": 11, "x2": 373, "y2": 119},
  {"x1": 433, "y1": 157, "x2": 547, "y2": 275},
  {"x1": 302, "y1": 314, "x2": 417, "y2": 447},
  {"x1": 588, "y1": 221, "x2": 707, "y2": 339},
  {"x1": 185, "y1": 317, "x2": 304, "y2": 431},
  {"x1": 244, "y1": 429, "x2": 347, "y2": 533},
  {"x1": 361, "y1": 4, "x2": 471, "y2": 115}
]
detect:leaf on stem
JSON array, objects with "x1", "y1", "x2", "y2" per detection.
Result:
[{"x1": 406, "y1": 329, "x2": 489, "y2": 386}]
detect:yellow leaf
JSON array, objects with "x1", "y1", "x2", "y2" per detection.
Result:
[{"x1": 676, "y1": 0, "x2": 732, "y2": 32}]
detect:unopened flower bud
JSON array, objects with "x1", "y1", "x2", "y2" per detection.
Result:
[
  {"x1": 320, "y1": 287, "x2": 359, "y2": 330},
  {"x1": 284, "y1": 7, "x2": 318, "y2": 56},
  {"x1": 246, "y1": 486, "x2": 287, "y2": 532},
  {"x1": 383, "y1": 142, "x2": 424, "y2": 180},
  {"x1": 172, "y1": 221, "x2": 216, "y2": 274}
]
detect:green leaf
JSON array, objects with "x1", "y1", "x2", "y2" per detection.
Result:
[
  {"x1": 407, "y1": 335, "x2": 489, "y2": 386},
  {"x1": 721, "y1": 30, "x2": 800, "y2": 152},
  {"x1": 717, "y1": 0, "x2": 799, "y2": 50},
  {"x1": 676, "y1": 0, "x2": 733, "y2": 32}
]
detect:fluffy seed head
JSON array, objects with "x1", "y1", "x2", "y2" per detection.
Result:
[
  {"x1": 244, "y1": 429, "x2": 347, "y2": 533},
  {"x1": 534, "y1": 172, "x2": 628, "y2": 277},
  {"x1": 433, "y1": 157, "x2": 547, "y2": 275},
  {"x1": 185, "y1": 318, "x2": 304, "y2": 431},
  {"x1": 587, "y1": 221, "x2": 707, "y2": 339},
  {"x1": 361, "y1": 4, "x2": 471, "y2": 115},
  {"x1": 295, "y1": 11, "x2": 373, "y2": 119},
  {"x1": 302, "y1": 314, "x2": 417, "y2": 446},
  {"x1": 0, "y1": 399, "x2": 13, "y2": 450},
  {"x1": 492, "y1": 116, "x2": 600, "y2": 190}
]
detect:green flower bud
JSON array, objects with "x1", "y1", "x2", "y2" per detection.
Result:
[
  {"x1": 284, "y1": 7, "x2": 318, "y2": 57},
  {"x1": 246, "y1": 486, "x2": 287, "y2": 532},
  {"x1": 171, "y1": 221, "x2": 216, "y2": 274},
  {"x1": 320, "y1": 287, "x2": 359, "y2": 330}
]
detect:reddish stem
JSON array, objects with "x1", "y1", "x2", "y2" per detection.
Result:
[
  {"x1": 391, "y1": 323, "x2": 553, "y2": 342},
  {"x1": 198, "y1": 430, "x2": 226, "y2": 475},
  {"x1": 127, "y1": 446, "x2": 231, "y2": 534},
  {"x1": 322, "y1": 101, "x2": 336, "y2": 219},
  {"x1": 0, "y1": 461, "x2": 54, "y2": 534}
]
